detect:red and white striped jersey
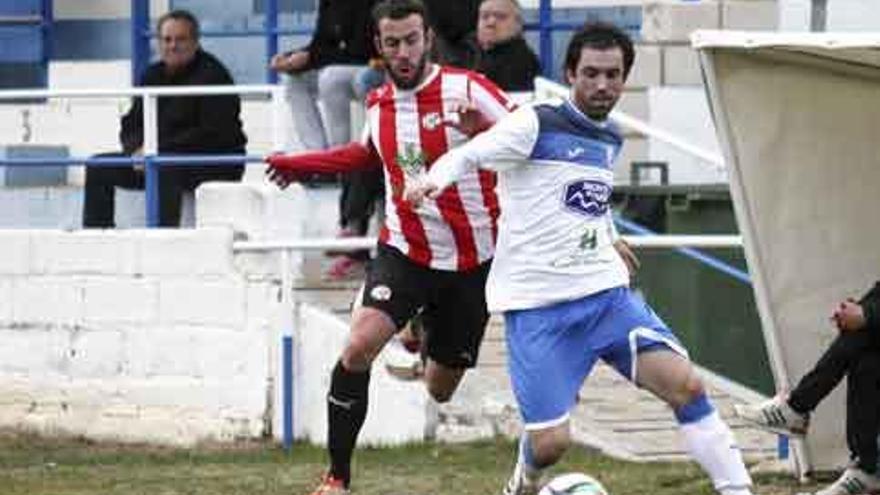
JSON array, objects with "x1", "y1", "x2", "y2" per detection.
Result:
[{"x1": 364, "y1": 64, "x2": 516, "y2": 271}]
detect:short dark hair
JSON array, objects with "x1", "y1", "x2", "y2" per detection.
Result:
[
  {"x1": 157, "y1": 9, "x2": 201, "y2": 40},
  {"x1": 564, "y1": 22, "x2": 634, "y2": 79},
  {"x1": 372, "y1": 0, "x2": 428, "y2": 29}
]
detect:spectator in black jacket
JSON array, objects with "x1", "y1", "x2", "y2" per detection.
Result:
[
  {"x1": 474, "y1": 0, "x2": 540, "y2": 92},
  {"x1": 735, "y1": 282, "x2": 880, "y2": 495},
  {"x1": 83, "y1": 9, "x2": 246, "y2": 228}
]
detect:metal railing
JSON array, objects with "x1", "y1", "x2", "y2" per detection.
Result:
[
  {"x1": 232, "y1": 232, "x2": 744, "y2": 450},
  {"x1": 129, "y1": 0, "x2": 608, "y2": 85},
  {"x1": 0, "y1": 83, "x2": 286, "y2": 226}
]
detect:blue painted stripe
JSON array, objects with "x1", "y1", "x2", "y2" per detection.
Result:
[{"x1": 0, "y1": 0, "x2": 42, "y2": 16}]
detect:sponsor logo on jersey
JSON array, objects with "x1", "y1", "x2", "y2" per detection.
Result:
[
  {"x1": 562, "y1": 180, "x2": 611, "y2": 217},
  {"x1": 370, "y1": 285, "x2": 393, "y2": 301}
]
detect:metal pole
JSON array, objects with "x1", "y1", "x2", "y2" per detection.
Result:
[
  {"x1": 266, "y1": 0, "x2": 280, "y2": 84},
  {"x1": 271, "y1": 84, "x2": 286, "y2": 152},
  {"x1": 142, "y1": 93, "x2": 159, "y2": 227},
  {"x1": 280, "y1": 249, "x2": 294, "y2": 451},
  {"x1": 131, "y1": 0, "x2": 150, "y2": 85},
  {"x1": 40, "y1": 0, "x2": 53, "y2": 88},
  {"x1": 538, "y1": 0, "x2": 554, "y2": 79},
  {"x1": 144, "y1": 155, "x2": 159, "y2": 227},
  {"x1": 810, "y1": 0, "x2": 827, "y2": 32}
]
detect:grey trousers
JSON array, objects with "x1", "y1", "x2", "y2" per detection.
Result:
[{"x1": 284, "y1": 65, "x2": 366, "y2": 149}]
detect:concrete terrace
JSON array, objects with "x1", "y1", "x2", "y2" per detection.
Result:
[{"x1": 296, "y1": 252, "x2": 779, "y2": 463}]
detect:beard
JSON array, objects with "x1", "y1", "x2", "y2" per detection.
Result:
[
  {"x1": 388, "y1": 52, "x2": 429, "y2": 90},
  {"x1": 581, "y1": 95, "x2": 618, "y2": 121}
]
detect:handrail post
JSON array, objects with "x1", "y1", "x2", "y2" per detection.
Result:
[
  {"x1": 539, "y1": 0, "x2": 553, "y2": 79},
  {"x1": 40, "y1": 0, "x2": 53, "y2": 88},
  {"x1": 131, "y1": 0, "x2": 150, "y2": 86},
  {"x1": 266, "y1": 0, "x2": 280, "y2": 84},
  {"x1": 280, "y1": 248, "x2": 294, "y2": 451},
  {"x1": 142, "y1": 93, "x2": 160, "y2": 227},
  {"x1": 145, "y1": 155, "x2": 160, "y2": 227},
  {"x1": 271, "y1": 84, "x2": 286, "y2": 152}
]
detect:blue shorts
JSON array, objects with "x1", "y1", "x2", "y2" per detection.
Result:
[{"x1": 504, "y1": 286, "x2": 688, "y2": 430}]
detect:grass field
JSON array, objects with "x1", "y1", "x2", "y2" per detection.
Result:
[{"x1": 0, "y1": 430, "x2": 825, "y2": 495}]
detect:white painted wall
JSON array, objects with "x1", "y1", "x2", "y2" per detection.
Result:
[
  {"x1": 0, "y1": 183, "x2": 428, "y2": 446},
  {"x1": 779, "y1": 0, "x2": 880, "y2": 31}
]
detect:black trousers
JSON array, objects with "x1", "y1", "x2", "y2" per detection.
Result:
[
  {"x1": 337, "y1": 166, "x2": 383, "y2": 261},
  {"x1": 83, "y1": 152, "x2": 244, "y2": 228},
  {"x1": 788, "y1": 329, "x2": 880, "y2": 472}
]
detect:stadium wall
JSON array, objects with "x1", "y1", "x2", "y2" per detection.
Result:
[{"x1": 0, "y1": 183, "x2": 429, "y2": 446}]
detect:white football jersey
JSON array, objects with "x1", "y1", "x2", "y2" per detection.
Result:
[{"x1": 425, "y1": 98, "x2": 630, "y2": 311}]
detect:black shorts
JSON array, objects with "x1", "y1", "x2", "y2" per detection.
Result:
[{"x1": 361, "y1": 244, "x2": 491, "y2": 369}]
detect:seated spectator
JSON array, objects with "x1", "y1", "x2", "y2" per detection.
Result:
[
  {"x1": 270, "y1": 0, "x2": 379, "y2": 150},
  {"x1": 83, "y1": 9, "x2": 246, "y2": 228},
  {"x1": 474, "y1": 0, "x2": 540, "y2": 92},
  {"x1": 735, "y1": 282, "x2": 880, "y2": 495}
]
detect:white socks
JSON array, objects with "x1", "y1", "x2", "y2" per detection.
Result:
[{"x1": 679, "y1": 411, "x2": 753, "y2": 495}]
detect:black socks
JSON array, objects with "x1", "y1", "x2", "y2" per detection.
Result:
[{"x1": 327, "y1": 360, "x2": 371, "y2": 487}]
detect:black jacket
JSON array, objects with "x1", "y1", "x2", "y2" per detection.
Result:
[
  {"x1": 424, "y1": 0, "x2": 479, "y2": 46},
  {"x1": 302, "y1": 0, "x2": 378, "y2": 71},
  {"x1": 120, "y1": 49, "x2": 246, "y2": 155},
  {"x1": 476, "y1": 36, "x2": 541, "y2": 92},
  {"x1": 860, "y1": 281, "x2": 880, "y2": 334},
  {"x1": 424, "y1": 0, "x2": 480, "y2": 67}
]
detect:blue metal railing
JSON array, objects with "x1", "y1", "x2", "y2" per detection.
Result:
[
  {"x1": 614, "y1": 214, "x2": 751, "y2": 284},
  {"x1": 130, "y1": 0, "x2": 578, "y2": 85},
  {"x1": 0, "y1": 154, "x2": 261, "y2": 227}
]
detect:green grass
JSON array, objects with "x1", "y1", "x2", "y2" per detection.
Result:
[{"x1": 0, "y1": 430, "x2": 824, "y2": 495}]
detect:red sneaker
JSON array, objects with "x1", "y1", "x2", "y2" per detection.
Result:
[{"x1": 307, "y1": 473, "x2": 349, "y2": 495}]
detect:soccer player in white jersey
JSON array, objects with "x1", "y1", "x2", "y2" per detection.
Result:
[
  {"x1": 265, "y1": 1, "x2": 514, "y2": 494},
  {"x1": 407, "y1": 23, "x2": 757, "y2": 495}
]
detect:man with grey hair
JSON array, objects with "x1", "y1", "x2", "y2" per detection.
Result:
[
  {"x1": 83, "y1": 9, "x2": 246, "y2": 228},
  {"x1": 474, "y1": 0, "x2": 540, "y2": 91}
]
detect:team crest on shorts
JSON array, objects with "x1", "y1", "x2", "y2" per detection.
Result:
[{"x1": 370, "y1": 285, "x2": 392, "y2": 301}]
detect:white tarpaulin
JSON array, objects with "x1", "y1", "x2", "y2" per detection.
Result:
[{"x1": 694, "y1": 30, "x2": 880, "y2": 475}]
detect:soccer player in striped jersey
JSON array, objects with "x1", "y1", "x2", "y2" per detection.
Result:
[
  {"x1": 266, "y1": 1, "x2": 515, "y2": 493},
  {"x1": 407, "y1": 22, "x2": 756, "y2": 495}
]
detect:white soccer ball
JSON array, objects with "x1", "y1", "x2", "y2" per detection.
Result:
[{"x1": 537, "y1": 472, "x2": 609, "y2": 495}]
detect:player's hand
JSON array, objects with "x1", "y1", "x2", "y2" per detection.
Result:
[
  {"x1": 613, "y1": 238, "x2": 640, "y2": 279},
  {"x1": 404, "y1": 180, "x2": 439, "y2": 207},
  {"x1": 264, "y1": 154, "x2": 307, "y2": 189},
  {"x1": 831, "y1": 298, "x2": 866, "y2": 333},
  {"x1": 444, "y1": 100, "x2": 492, "y2": 137},
  {"x1": 269, "y1": 51, "x2": 308, "y2": 73}
]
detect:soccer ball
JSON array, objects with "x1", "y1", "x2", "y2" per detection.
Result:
[{"x1": 537, "y1": 472, "x2": 609, "y2": 495}]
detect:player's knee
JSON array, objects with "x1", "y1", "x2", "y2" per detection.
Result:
[
  {"x1": 683, "y1": 373, "x2": 705, "y2": 401},
  {"x1": 340, "y1": 339, "x2": 377, "y2": 372},
  {"x1": 667, "y1": 371, "x2": 705, "y2": 409}
]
